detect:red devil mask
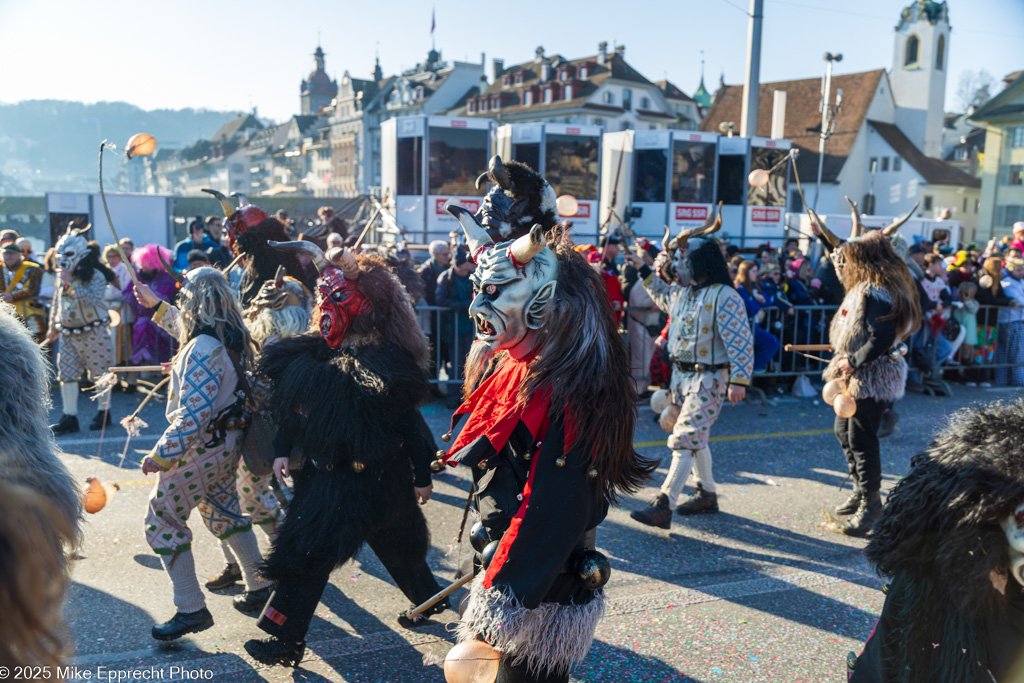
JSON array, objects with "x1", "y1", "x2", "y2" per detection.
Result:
[
  {"x1": 317, "y1": 266, "x2": 372, "y2": 348},
  {"x1": 202, "y1": 188, "x2": 267, "y2": 251}
]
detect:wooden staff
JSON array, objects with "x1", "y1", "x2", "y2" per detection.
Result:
[
  {"x1": 784, "y1": 344, "x2": 833, "y2": 352},
  {"x1": 108, "y1": 365, "x2": 164, "y2": 373},
  {"x1": 223, "y1": 252, "x2": 245, "y2": 273},
  {"x1": 403, "y1": 571, "x2": 475, "y2": 622},
  {"x1": 98, "y1": 141, "x2": 142, "y2": 290}
]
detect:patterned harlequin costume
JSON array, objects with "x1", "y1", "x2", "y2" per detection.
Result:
[
  {"x1": 631, "y1": 215, "x2": 753, "y2": 524},
  {"x1": 3, "y1": 259, "x2": 45, "y2": 342},
  {"x1": 139, "y1": 272, "x2": 273, "y2": 639},
  {"x1": 440, "y1": 205, "x2": 656, "y2": 683}
]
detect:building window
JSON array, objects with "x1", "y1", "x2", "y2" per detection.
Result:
[
  {"x1": 543, "y1": 88, "x2": 553, "y2": 104},
  {"x1": 591, "y1": 117, "x2": 603, "y2": 126},
  {"x1": 893, "y1": 157, "x2": 902, "y2": 171},
  {"x1": 502, "y1": 75, "x2": 512, "y2": 88},
  {"x1": 1011, "y1": 126, "x2": 1024, "y2": 148},
  {"x1": 904, "y1": 35, "x2": 919, "y2": 67},
  {"x1": 564, "y1": 85, "x2": 572, "y2": 100},
  {"x1": 559, "y1": 70, "x2": 567, "y2": 82},
  {"x1": 923, "y1": 195, "x2": 933, "y2": 211},
  {"x1": 468, "y1": 101, "x2": 477, "y2": 113},
  {"x1": 954, "y1": 147, "x2": 967, "y2": 161},
  {"x1": 869, "y1": 157, "x2": 878, "y2": 173},
  {"x1": 603, "y1": 91, "x2": 614, "y2": 105},
  {"x1": 515, "y1": 72, "x2": 524, "y2": 85},
  {"x1": 1000, "y1": 205, "x2": 1024, "y2": 225},
  {"x1": 640, "y1": 96, "x2": 650, "y2": 109},
  {"x1": 524, "y1": 90, "x2": 533, "y2": 105},
  {"x1": 621, "y1": 120, "x2": 631, "y2": 131},
  {"x1": 975, "y1": 198, "x2": 980, "y2": 213},
  {"x1": 623, "y1": 88, "x2": 632, "y2": 111},
  {"x1": 936, "y1": 34, "x2": 945, "y2": 70},
  {"x1": 1010, "y1": 165, "x2": 1024, "y2": 185},
  {"x1": 579, "y1": 66, "x2": 588, "y2": 78},
  {"x1": 881, "y1": 157, "x2": 890, "y2": 172}
]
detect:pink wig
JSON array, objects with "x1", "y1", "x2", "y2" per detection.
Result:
[{"x1": 131, "y1": 244, "x2": 174, "y2": 273}]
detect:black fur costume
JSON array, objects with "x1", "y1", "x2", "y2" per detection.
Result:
[
  {"x1": 236, "y1": 219, "x2": 316, "y2": 307},
  {"x1": 851, "y1": 400, "x2": 1024, "y2": 682},
  {"x1": 254, "y1": 334, "x2": 442, "y2": 643}
]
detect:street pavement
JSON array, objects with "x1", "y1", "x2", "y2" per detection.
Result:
[{"x1": 55, "y1": 380, "x2": 1024, "y2": 682}]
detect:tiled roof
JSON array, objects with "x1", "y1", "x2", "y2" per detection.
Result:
[
  {"x1": 700, "y1": 69, "x2": 886, "y2": 183},
  {"x1": 868, "y1": 120, "x2": 980, "y2": 188},
  {"x1": 654, "y1": 80, "x2": 695, "y2": 103},
  {"x1": 211, "y1": 114, "x2": 263, "y2": 143}
]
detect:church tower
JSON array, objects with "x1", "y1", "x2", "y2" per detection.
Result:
[
  {"x1": 300, "y1": 45, "x2": 338, "y2": 116},
  {"x1": 890, "y1": 1, "x2": 950, "y2": 157}
]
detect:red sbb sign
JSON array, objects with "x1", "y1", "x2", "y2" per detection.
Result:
[
  {"x1": 566, "y1": 127, "x2": 581, "y2": 135},
  {"x1": 437, "y1": 199, "x2": 480, "y2": 214},
  {"x1": 675, "y1": 205, "x2": 709, "y2": 220},
  {"x1": 751, "y1": 208, "x2": 782, "y2": 222},
  {"x1": 559, "y1": 203, "x2": 591, "y2": 218},
  {"x1": 689, "y1": 134, "x2": 703, "y2": 141},
  {"x1": 450, "y1": 120, "x2": 468, "y2": 128}
]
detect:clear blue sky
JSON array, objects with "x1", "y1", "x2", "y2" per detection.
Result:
[{"x1": 1, "y1": 0, "x2": 1021, "y2": 124}]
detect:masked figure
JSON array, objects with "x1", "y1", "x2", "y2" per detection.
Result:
[
  {"x1": 474, "y1": 155, "x2": 559, "y2": 242},
  {"x1": 202, "y1": 189, "x2": 316, "y2": 306},
  {"x1": 849, "y1": 400, "x2": 1024, "y2": 682},
  {"x1": 243, "y1": 242, "x2": 442, "y2": 667},
  {"x1": 48, "y1": 226, "x2": 118, "y2": 435},
  {"x1": 124, "y1": 244, "x2": 178, "y2": 367},
  {"x1": 810, "y1": 200, "x2": 920, "y2": 536},
  {"x1": 203, "y1": 268, "x2": 312, "y2": 594},
  {"x1": 137, "y1": 268, "x2": 274, "y2": 641},
  {"x1": 2, "y1": 243, "x2": 45, "y2": 342},
  {"x1": 630, "y1": 206, "x2": 754, "y2": 527},
  {"x1": 439, "y1": 205, "x2": 656, "y2": 683}
]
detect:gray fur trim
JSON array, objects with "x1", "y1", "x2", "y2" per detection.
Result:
[
  {"x1": 0, "y1": 302, "x2": 82, "y2": 545},
  {"x1": 823, "y1": 282, "x2": 907, "y2": 403},
  {"x1": 455, "y1": 577, "x2": 604, "y2": 676}
]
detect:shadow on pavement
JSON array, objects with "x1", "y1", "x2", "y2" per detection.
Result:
[{"x1": 575, "y1": 639, "x2": 704, "y2": 682}]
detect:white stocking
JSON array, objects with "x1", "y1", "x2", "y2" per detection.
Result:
[
  {"x1": 660, "y1": 450, "x2": 695, "y2": 506},
  {"x1": 693, "y1": 447, "x2": 717, "y2": 493},
  {"x1": 61, "y1": 382, "x2": 79, "y2": 416}
]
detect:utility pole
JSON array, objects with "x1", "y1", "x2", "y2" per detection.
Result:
[
  {"x1": 740, "y1": 0, "x2": 764, "y2": 138},
  {"x1": 813, "y1": 52, "x2": 843, "y2": 212}
]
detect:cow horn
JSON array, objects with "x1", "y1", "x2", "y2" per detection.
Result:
[
  {"x1": 662, "y1": 225, "x2": 673, "y2": 251},
  {"x1": 446, "y1": 204, "x2": 494, "y2": 257},
  {"x1": 882, "y1": 202, "x2": 919, "y2": 236},
  {"x1": 269, "y1": 240, "x2": 331, "y2": 275},
  {"x1": 488, "y1": 155, "x2": 511, "y2": 190},
  {"x1": 807, "y1": 207, "x2": 843, "y2": 249},
  {"x1": 230, "y1": 191, "x2": 248, "y2": 207},
  {"x1": 509, "y1": 224, "x2": 546, "y2": 266},
  {"x1": 156, "y1": 246, "x2": 185, "y2": 284},
  {"x1": 697, "y1": 201, "x2": 724, "y2": 237},
  {"x1": 845, "y1": 196, "x2": 864, "y2": 238},
  {"x1": 202, "y1": 188, "x2": 236, "y2": 218}
]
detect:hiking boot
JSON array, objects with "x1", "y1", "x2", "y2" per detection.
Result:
[
  {"x1": 630, "y1": 493, "x2": 673, "y2": 529},
  {"x1": 233, "y1": 586, "x2": 273, "y2": 615},
  {"x1": 50, "y1": 414, "x2": 80, "y2": 436},
  {"x1": 89, "y1": 410, "x2": 111, "y2": 431},
  {"x1": 842, "y1": 490, "x2": 883, "y2": 537},
  {"x1": 877, "y1": 409, "x2": 899, "y2": 439},
  {"x1": 834, "y1": 486, "x2": 864, "y2": 516},
  {"x1": 151, "y1": 608, "x2": 213, "y2": 641},
  {"x1": 676, "y1": 483, "x2": 719, "y2": 515},
  {"x1": 244, "y1": 636, "x2": 305, "y2": 667},
  {"x1": 204, "y1": 563, "x2": 241, "y2": 590}
]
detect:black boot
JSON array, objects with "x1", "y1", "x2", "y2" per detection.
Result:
[
  {"x1": 842, "y1": 490, "x2": 883, "y2": 537},
  {"x1": 205, "y1": 563, "x2": 241, "y2": 590},
  {"x1": 834, "y1": 485, "x2": 864, "y2": 516},
  {"x1": 676, "y1": 483, "x2": 719, "y2": 515},
  {"x1": 233, "y1": 585, "x2": 273, "y2": 615},
  {"x1": 89, "y1": 410, "x2": 111, "y2": 431},
  {"x1": 877, "y1": 409, "x2": 899, "y2": 439},
  {"x1": 244, "y1": 636, "x2": 305, "y2": 667},
  {"x1": 50, "y1": 414, "x2": 80, "y2": 436},
  {"x1": 151, "y1": 608, "x2": 214, "y2": 641},
  {"x1": 630, "y1": 493, "x2": 673, "y2": 529}
]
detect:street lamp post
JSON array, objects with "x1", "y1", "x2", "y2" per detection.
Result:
[{"x1": 813, "y1": 52, "x2": 843, "y2": 212}]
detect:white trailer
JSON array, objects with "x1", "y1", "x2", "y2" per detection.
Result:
[{"x1": 45, "y1": 192, "x2": 173, "y2": 248}]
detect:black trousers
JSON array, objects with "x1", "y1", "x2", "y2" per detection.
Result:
[
  {"x1": 834, "y1": 396, "x2": 890, "y2": 493},
  {"x1": 496, "y1": 659, "x2": 570, "y2": 683}
]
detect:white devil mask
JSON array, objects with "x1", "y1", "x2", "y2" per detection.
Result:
[
  {"x1": 54, "y1": 227, "x2": 91, "y2": 273},
  {"x1": 1001, "y1": 501, "x2": 1024, "y2": 588},
  {"x1": 447, "y1": 205, "x2": 557, "y2": 353}
]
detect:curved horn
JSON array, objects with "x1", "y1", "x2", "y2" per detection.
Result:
[
  {"x1": 274, "y1": 265, "x2": 286, "y2": 287},
  {"x1": 446, "y1": 204, "x2": 494, "y2": 256},
  {"x1": 807, "y1": 207, "x2": 842, "y2": 249},
  {"x1": 269, "y1": 240, "x2": 331, "y2": 275},
  {"x1": 509, "y1": 224, "x2": 546, "y2": 266},
  {"x1": 489, "y1": 155, "x2": 511, "y2": 190},
  {"x1": 845, "y1": 196, "x2": 864, "y2": 239},
  {"x1": 475, "y1": 172, "x2": 490, "y2": 190},
  {"x1": 882, "y1": 202, "x2": 919, "y2": 236},
  {"x1": 697, "y1": 201, "x2": 724, "y2": 237},
  {"x1": 662, "y1": 225, "x2": 673, "y2": 251},
  {"x1": 202, "y1": 188, "x2": 236, "y2": 218},
  {"x1": 325, "y1": 246, "x2": 360, "y2": 280},
  {"x1": 230, "y1": 191, "x2": 248, "y2": 206},
  {"x1": 156, "y1": 246, "x2": 185, "y2": 284}
]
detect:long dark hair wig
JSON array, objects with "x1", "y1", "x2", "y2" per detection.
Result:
[
  {"x1": 688, "y1": 237, "x2": 733, "y2": 289},
  {"x1": 841, "y1": 232, "x2": 920, "y2": 337},
  {"x1": 237, "y1": 218, "x2": 317, "y2": 306},
  {"x1": 74, "y1": 242, "x2": 117, "y2": 285},
  {"x1": 464, "y1": 227, "x2": 658, "y2": 501},
  {"x1": 865, "y1": 400, "x2": 1024, "y2": 682}
]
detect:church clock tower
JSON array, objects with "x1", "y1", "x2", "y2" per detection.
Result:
[{"x1": 890, "y1": 1, "x2": 950, "y2": 157}]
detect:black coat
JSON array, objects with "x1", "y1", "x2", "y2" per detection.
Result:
[{"x1": 258, "y1": 334, "x2": 435, "y2": 579}]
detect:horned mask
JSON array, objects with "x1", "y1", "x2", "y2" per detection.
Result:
[
  {"x1": 809, "y1": 196, "x2": 919, "y2": 274},
  {"x1": 203, "y1": 188, "x2": 268, "y2": 252},
  {"x1": 54, "y1": 225, "x2": 91, "y2": 273},
  {"x1": 661, "y1": 202, "x2": 723, "y2": 285},
  {"x1": 269, "y1": 241, "x2": 369, "y2": 349},
  {"x1": 474, "y1": 155, "x2": 558, "y2": 241},
  {"x1": 447, "y1": 204, "x2": 557, "y2": 354}
]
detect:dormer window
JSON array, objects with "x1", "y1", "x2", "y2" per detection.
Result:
[
  {"x1": 480, "y1": 99, "x2": 489, "y2": 112},
  {"x1": 502, "y1": 75, "x2": 512, "y2": 88},
  {"x1": 524, "y1": 89, "x2": 534, "y2": 106},
  {"x1": 490, "y1": 95, "x2": 500, "y2": 110},
  {"x1": 544, "y1": 87, "x2": 554, "y2": 104},
  {"x1": 564, "y1": 84, "x2": 573, "y2": 100},
  {"x1": 514, "y1": 72, "x2": 525, "y2": 85},
  {"x1": 579, "y1": 65, "x2": 588, "y2": 79},
  {"x1": 559, "y1": 70, "x2": 568, "y2": 82},
  {"x1": 415, "y1": 86, "x2": 425, "y2": 100},
  {"x1": 468, "y1": 100, "x2": 477, "y2": 113}
]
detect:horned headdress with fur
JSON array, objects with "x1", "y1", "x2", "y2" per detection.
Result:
[
  {"x1": 807, "y1": 196, "x2": 918, "y2": 251},
  {"x1": 474, "y1": 155, "x2": 558, "y2": 241},
  {"x1": 656, "y1": 202, "x2": 730, "y2": 288}
]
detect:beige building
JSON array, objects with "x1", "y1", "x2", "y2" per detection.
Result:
[{"x1": 970, "y1": 71, "x2": 1024, "y2": 241}]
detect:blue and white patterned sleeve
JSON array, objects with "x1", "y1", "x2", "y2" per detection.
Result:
[{"x1": 718, "y1": 288, "x2": 754, "y2": 386}]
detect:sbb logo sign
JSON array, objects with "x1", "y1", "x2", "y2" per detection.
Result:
[
  {"x1": 751, "y1": 208, "x2": 781, "y2": 222},
  {"x1": 437, "y1": 199, "x2": 480, "y2": 214},
  {"x1": 675, "y1": 205, "x2": 709, "y2": 221}
]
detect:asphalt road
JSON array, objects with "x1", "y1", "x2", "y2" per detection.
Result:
[{"x1": 54, "y1": 380, "x2": 1023, "y2": 682}]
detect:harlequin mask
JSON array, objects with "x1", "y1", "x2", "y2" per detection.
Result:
[
  {"x1": 268, "y1": 241, "x2": 370, "y2": 349},
  {"x1": 1001, "y1": 500, "x2": 1024, "y2": 588},
  {"x1": 54, "y1": 226, "x2": 91, "y2": 272},
  {"x1": 447, "y1": 205, "x2": 556, "y2": 354},
  {"x1": 202, "y1": 188, "x2": 268, "y2": 251}
]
